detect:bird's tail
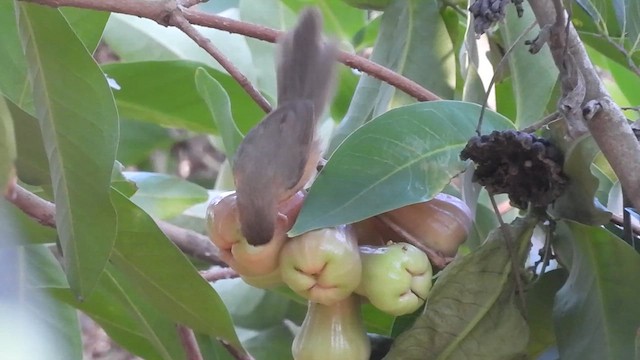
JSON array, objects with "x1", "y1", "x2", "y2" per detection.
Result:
[{"x1": 275, "y1": 8, "x2": 337, "y2": 120}]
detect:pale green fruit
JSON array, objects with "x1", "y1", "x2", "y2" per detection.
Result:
[
  {"x1": 280, "y1": 226, "x2": 361, "y2": 305},
  {"x1": 292, "y1": 296, "x2": 370, "y2": 360},
  {"x1": 356, "y1": 243, "x2": 432, "y2": 316}
]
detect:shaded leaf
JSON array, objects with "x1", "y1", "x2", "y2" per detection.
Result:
[
  {"x1": 195, "y1": 68, "x2": 244, "y2": 161},
  {"x1": 239, "y1": 325, "x2": 294, "y2": 360},
  {"x1": 0, "y1": 1, "x2": 32, "y2": 113},
  {"x1": 123, "y1": 171, "x2": 208, "y2": 219},
  {"x1": 103, "y1": 13, "x2": 255, "y2": 81},
  {"x1": 281, "y1": 0, "x2": 367, "y2": 39},
  {"x1": 0, "y1": 96, "x2": 16, "y2": 192},
  {"x1": 109, "y1": 189, "x2": 244, "y2": 351},
  {"x1": 291, "y1": 101, "x2": 514, "y2": 236},
  {"x1": 500, "y1": 2, "x2": 558, "y2": 128},
  {"x1": 117, "y1": 119, "x2": 174, "y2": 166},
  {"x1": 549, "y1": 134, "x2": 611, "y2": 225},
  {"x1": 0, "y1": 197, "x2": 57, "y2": 245},
  {"x1": 6, "y1": 99, "x2": 50, "y2": 185},
  {"x1": 526, "y1": 269, "x2": 567, "y2": 358},
  {"x1": 103, "y1": 61, "x2": 263, "y2": 134},
  {"x1": 383, "y1": 217, "x2": 536, "y2": 359},
  {"x1": 213, "y1": 279, "x2": 290, "y2": 330},
  {"x1": 52, "y1": 266, "x2": 187, "y2": 360},
  {"x1": 59, "y1": 7, "x2": 110, "y2": 53},
  {"x1": 18, "y1": 3, "x2": 118, "y2": 297},
  {"x1": 329, "y1": 0, "x2": 455, "y2": 151},
  {"x1": 553, "y1": 220, "x2": 640, "y2": 360}
]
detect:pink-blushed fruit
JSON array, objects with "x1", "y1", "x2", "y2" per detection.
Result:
[
  {"x1": 205, "y1": 191, "x2": 305, "y2": 286},
  {"x1": 280, "y1": 226, "x2": 361, "y2": 305},
  {"x1": 383, "y1": 193, "x2": 473, "y2": 256}
]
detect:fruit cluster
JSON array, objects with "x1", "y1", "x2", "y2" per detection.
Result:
[{"x1": 206, "y1": 192, "x2": 472, "y2": 360}]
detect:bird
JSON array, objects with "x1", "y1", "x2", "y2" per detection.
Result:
[{"x1": 232, "y1": 8, "x2": 337, "y2": 246}]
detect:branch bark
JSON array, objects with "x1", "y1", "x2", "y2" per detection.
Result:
[
  {"x1": 5, "y1": 183, "x2": 225, "y2": 266},
  {"x1": 22, "y1": 0, "x2": 440, "y2": 102},
  {"x1": 527, "y1": 0, "x2": 640, "y2": 211}
]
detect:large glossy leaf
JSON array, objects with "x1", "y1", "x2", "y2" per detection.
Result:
[
  {"x1": 109, "y1": 190, "x2": 244, "y2": 351},
  {"x1": 553, "y1": 220, "x2": 640, "y2": 360},
  {"x1": 526, "y1": 269, "x2": 567, "y2": 358},
  {"x1": 103, "y1": 13, "x2": 255, "y2": 81},
  {"x1": 123, "y1": 171, "x2": 208, "y2": 220},
  {"x1": 329, "y1": 0, "x2": 455, "y2": 151},
  {"x1": 500, "y1": 3, "x2": 558, "y2": 128},
  {"x1": 6, "y1": 99, "x2": 50, "y2": 185},
  {"x1": 549, "y1": 134, "x2": 611, "y2": 225},
  {"x1": 18, "y1": 3, "x2": 118, "y2": 297},
  {"x1": 0, "y1": 96, "x2": 16, "y2": 192},
  {"x1": 59, "y1": 7, "x2": 109, "y2": 53},
  {"x1": 383, "y1": 217, "x2": 536, "y2": 360},
  {"x1": 291, "y1": 100, "x2": 514, "y2": 236},
  {"x1": 52, "y1": 265, "x2": 188, "y2": 360},
  {"x1": 195, "y1": 68, "x2": 244, "y2": 161},
  {"x1": 103, "y1": 61, "x2": 263, "y2": 134}
]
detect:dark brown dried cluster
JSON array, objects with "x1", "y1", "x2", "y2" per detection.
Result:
[
  {"x1": 460, "y1": 130, "x2": 568, "y2": 209},
  {"x1": 469, "y1": 0, "x2": 524, "y2": 35}
]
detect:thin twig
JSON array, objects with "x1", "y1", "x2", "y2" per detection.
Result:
[
  {"x1": 168, "y1": 8, "x2": 272, "y2": 113},
  {"x1": 488, "y1": 194, "x2": 527, "y2": 315},
  {"x1": 22, "y1": 0, "x2": 440, "y2": 102},
  {"x1": 610, "y1": 213, "x2": 640, "y2": 236},
  {"x1": 220, "y1": 340, "x2": 255, "y2": 360},
  {"x1": 476, "y1": 20, "x2": 538, "y2": 135},
  {"x1": 177, "y1": 325, "x2": 204, "y2": 360},
  {"x1": 178, "y1": 0, "x2": 205, "y2": 8},
  {"x1": 521, "y1": 111, "x2": 562, "y2": 133},
  {"x1": 199, "y1": 267, "x2": 239, "y2": 282},
  {"x1": 4, "y1": 183, "x2": 226, "y2": 266}
]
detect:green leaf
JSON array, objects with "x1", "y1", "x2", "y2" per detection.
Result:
[
  {"x1": 383, "y1": 217, "x2": 536, "y2": 359},
  {"x1": 239, "y1": 0, "x2": 295, "y2": 99},
  {"x1": 329, "y1": 0, "x2": 455, "y2": 151},
  {"x1": 281, "y1": 0, "x2": 367, "y2": 39},
  {"x1": 291, "y1": 100, "x2": 515, "y2": 236},
  {"x1": 0, "y1": 197, "x2": 57, "y2": 245},
  {"x1": 103, "y1": 13, "x2": 255, "y2": 81},
  {"x1": 526, "y1": 269, "x2": 567, "y2": 358},
  {"x1": 103, "y1": 61, "x2": 263, "y2": 134},
  {"x1": 239, "y1": 325, "x2": 295, "y2": 360},
  {"x1": 9, "y1": 245, "x2": 83, "y2": 360},
  {"x1": 18, "y1": 3, "x2": 118, "y2": 297},
  {"x1": 499, "y1": 2, "x2": 558, "y2": 128},
  {"x1": 213, "y1": 279, "x2": 290, "y2": 330},
  {"x1": 0, "y1": 1, "x2": 32, "y2": 113},
  {"x1": 0, "y1": 96, "x2": 16, "y2": 192},
  {"x1": 52, "y1": 266, "x2": 188, "y2": 360},
  {"x1": 6, "y1": 99, "x2": 49, "y2": 185},
  {"x1": 117, "y1": 119, "x2": 174, "y2": 166},
  {"x1": 123, "y1": 171, "x2": 208, "y2": 219},
  {"x1": 549, "y1": 134, "x2": 611, "y2": 225},
  {"x1": 553, "y1": 220, "x2": 640, "y2": 360},
  {"x1": 59, "y1": 7, "x2": 110, "y2": 53},
  {"x1": 109, "y1": 189, "x2": 244, "y2": 351},
  {"x1": 195, "y1": 68, "x2": 244, "y2": 161}
]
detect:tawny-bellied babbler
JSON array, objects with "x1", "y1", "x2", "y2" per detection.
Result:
[{"x1": 232, "y1": 8, "x2": 337, "y2": 246}]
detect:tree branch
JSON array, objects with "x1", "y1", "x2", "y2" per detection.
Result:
[
  {"x1": 176, "y1": 325, "x2": 204, "y2": 360},
  {"x1": 168, "y1": 7, "x2": 272, "y2": 113},
  {"x1": 22, "y1": 0, "x2": 440, "y2": 102},
  {"x1": 527, "y1": 0, "x2": 640, "y2": 211},
  {"x1": 4, "y1": 183, "x2": 225, "y2": 266}
]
